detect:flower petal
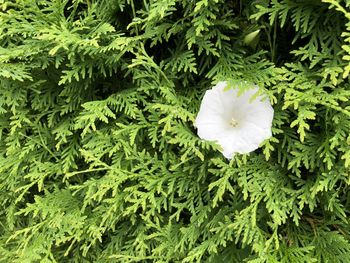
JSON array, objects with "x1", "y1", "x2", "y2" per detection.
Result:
[
  {"x1": 198, "y1": 89, "x2": 225, "y2": 115},
  {"x1": 243, "y1": 100, "x2": 274, "y2": 129},
  {"x1": 212, "y1": 82, "x2": 240, "y2": 114},
  {"x1": 217, "y1": 130, "x2": 250, "y2": 158},
  {"x1": 196, "y1": 121, "x2": 228, "y2": 141}
]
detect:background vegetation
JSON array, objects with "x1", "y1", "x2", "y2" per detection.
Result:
[{"x1": 1, "y1": 0, "x2": 350, "y2": 262}]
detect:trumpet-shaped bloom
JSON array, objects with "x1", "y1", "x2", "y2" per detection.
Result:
[{"x1": 195, "y1": 81, "x2": 274, "y2": 159}]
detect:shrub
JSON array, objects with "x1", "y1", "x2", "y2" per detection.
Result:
[{"x1": 1, "y1": 0, "x2": 350, "y2": 262}]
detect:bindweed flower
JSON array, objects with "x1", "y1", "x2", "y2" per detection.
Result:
[{"x1": 195, "y1": 81, "x2": 274, "y2": 159}]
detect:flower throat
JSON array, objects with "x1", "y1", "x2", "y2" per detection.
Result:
[{"x1": 229, "y1": 118, "x2": 238, "y2": 127}]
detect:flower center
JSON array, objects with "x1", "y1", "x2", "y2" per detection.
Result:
[{"x1": 229, "y1": 118, "x2": 239, "y2": 127}]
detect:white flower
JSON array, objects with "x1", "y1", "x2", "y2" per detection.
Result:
[{"x1": 195, "y1": 81, "x2": 274, "y2": 159}]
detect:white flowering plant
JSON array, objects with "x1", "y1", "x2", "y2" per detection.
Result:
[{"x1": 195, "y1": 81, "x2": 274, "y2": 158}]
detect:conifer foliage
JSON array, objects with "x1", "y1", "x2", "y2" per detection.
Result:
[{"x1": 1, "y1": 0, "x2": 350, "y2": 262}]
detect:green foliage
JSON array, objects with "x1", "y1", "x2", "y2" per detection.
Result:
[{"x1": 1, "y1": 0, "x2": 350, "y2": 262}]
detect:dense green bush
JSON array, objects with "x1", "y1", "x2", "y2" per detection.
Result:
[{"x1": 1, "y1": 0, "x2": 350, "y2": 262}]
